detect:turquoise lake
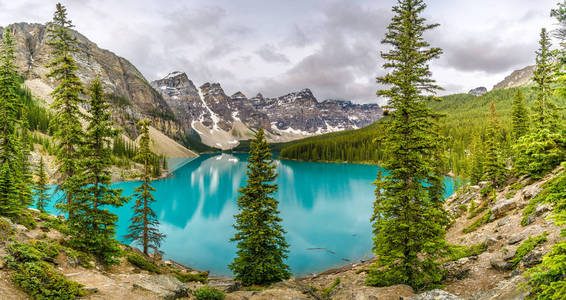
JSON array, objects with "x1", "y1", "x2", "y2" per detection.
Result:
[{"x1": 43, "y1": 153, "x2": 458, "y2": 276}]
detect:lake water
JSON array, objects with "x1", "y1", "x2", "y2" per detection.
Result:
[{"x1": 42, "y1": 153, "x2": 458, "y2": 276}]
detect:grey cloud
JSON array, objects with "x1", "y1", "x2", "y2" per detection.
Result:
[{"x1": 255, "y1": 44, "x2": 290, "y2": 63}]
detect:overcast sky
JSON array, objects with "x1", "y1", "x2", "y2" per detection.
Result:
[{"x1": 0, "y1": 0, "x2": 559, "y2": 104}]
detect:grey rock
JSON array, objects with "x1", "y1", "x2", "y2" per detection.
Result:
[
  {"x1": 491, "y1": 199, "x2": 517, "y2": 220},
  {"x1": 207, "y1": 277, "x2": 241, "y2": 293},
  {"x1": 133, "y1": 275, "x2": 188, "y2": 299},
  {"x1": 503, "y1": 249, "x2": 516, "y2": 262},
  {"x1": 508, "y1": 234, "x2": 524, "y2": 245},
  {"x1": 490, "y1": 257, "x2": 514, "y2": 271},
  {"x1": 484, "y1": 237, "x2": 498, "y2": 249},
  {"x1": 443, "y1": 258, "x2": 470, "y2": 281},
  {"x1": 411, "y1": 289, "x2": 464, "y2": 300},
  {"x1": 497, "y1": 217, "x2": 509, "y2": 227},
  {"x1": 468, "y1": 87, "x2": 488, "y2": 96},
  {"x1": 534, "y1": 204, "x2": 552, "y2": 217},
  {"x1": 522, "y1": 252, "x2": 543, "y2": 268}
]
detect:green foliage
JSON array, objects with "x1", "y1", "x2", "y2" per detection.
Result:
[
  {"x1": 193, "y1": 286, "x2": 226, "y2": 300},
  {"x1": 34, "y1": 157, "x2": 50, "y2": 213},
  {"x1": 510, "y1": 232, "x2": 547, "y2": 268},
  {"x1": 46, "y1": 3, "x2": 86, "y2": 219},
  {"x1": 229, "y1": 128, "x2": 291, "y2": 286},
  {"x1": 126, "y1": 252, "x2": 161, "y2": 274},
  {"x1": 514, "y1": 128, "x2": 565, "y2": 179},
  {"x1": 446, "y1": 242, "x2": 488, "y2": 262},
  {"x1": 462, "y1": 210, "x2": 492, "y2": 233},
  {"x1": 483, "y1": 102, "x2": 506, "y2": 187},
  {"x1": 6, "y1": 240, "x2": 84, "y2": 299},
  {"x1": 322, "y1": 278, "x2": 341, "y2": 298},
  {"x1": 11, "y1": 261, "x2": 85, "y2": 300},
  {"x1": 366, "y1": 0, "x2": 449, "y2": 290},
  {"x1": 511, "y1": 89, "x2": 530, "y2": 141},
  {"x1": 125, "y1": 120, "x2": 165, "y2": 255},
  {"x1": 174, "y1": 271, "x2": 208, "y2": 283},
  {"x1": 69, "y1": 78, "x2": 128, "y2": 266},
  {"x1": 12, "y1": 211, "x2": 38, "y2": 229},
  {"x1": 526, "y1": 241, "x2": 566, "y2": 299}
]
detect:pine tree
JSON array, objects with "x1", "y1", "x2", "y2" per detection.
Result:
[
  {"x1": 125, "y1": 120, "x2": 165, "y2": 256},
  {"x1": 0, "y1": 27, "x2": 23, "y2": 217},
  {"x1": 69, "y1": 78, "x2": 128, "y2": 264},
  {"x1": 46, "y1": 3, "x2": 85, "y2": 218},
  {"x1": 483, "y1": 102, "x2": 505, "y2": 187},
  {"x1": 34, "y1": 157, "x2": 50, "y2": 213},
  {"x1": 366, "y1": 0, "x2": 449, "y2": 289},
  {"x1": 532, "y1": 28, "x2": 559, "y2": 129},
  {"x1": 18, "y1": 111, "x2": 33, "y2": 208},
  {"x1": 229, "y1": 128, "x2": 290, "y2": 286},
  {"x1": 511, "y1": 89, "x2": 529, "y2": 141},
  {"x1": 514, "y1": 28, "x2": 566, "y2": 178},
  {"x1": 469, "y1": 134, "x2": 485, "y2": 185}
]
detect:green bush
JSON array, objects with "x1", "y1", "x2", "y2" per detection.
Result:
[
  {"x1": 12, "y1": 261, "x2": 85, "y2": 299},
  {"x1": 7, "y1": 242, "x2": 44, "y2": 262},
  {"x1": 174, "y1": 271, "x2": 208, "y2": 283},
  {"x1": 61, "y1": 246, "x2": 93, "y2": 268},
  {"x1": 322, "y1": 278, "x2": 341, "y2": 298},
  {"x1": 446, "y1": 242, "x2": 488, "y2": 262},
  {"x1": 463, "y1": 210, "x2": 492, "y2": 233},
  {"x1": 511, "y1": 232, "x2": 547, "y2": 268},
  {"x1": 12, "y1": 212, "x2": 37, "y2": 230},
  {"x1": 126, "y1": 253, "x2": 161, "y2": 274},
  {"x1": 193, "y1": 286, "x2": 226, "y2": 300}
]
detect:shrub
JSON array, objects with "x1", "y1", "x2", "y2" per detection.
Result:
[
  {"x1": 174, "y1": 271, "x2": 209, "y2": 283},
  {"x1": 322, "y1": 278, "x2": 341, "y2": 298},
  {"x1": 463, "y1": 210, "x2": 492, "y2": 233},
  {"x1": 126, "y1": 253, "x2": 161, "y2": 274},
  {"x1": 7, "y1": 242, "x2": 44, "y2": 263},
  {"x1": 61, "y1": 246, "x2": 93, "y2": 268},
  {"x1": 446, "y1": 242, "x2": 488, "y2": 262},
  {"x1": 193, "y1": 286, "x2": 225, "y2": 300},
  {"x1": 12, "y1": 212, "x2": 37, "y2": 230},
  {"x1": 12, "y1": 261, "x2": 85, "y2": 299},
  {"x1": 510, "y1": 232, "x2": 547, "y2": 268}
]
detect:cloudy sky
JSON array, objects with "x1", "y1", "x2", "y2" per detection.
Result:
[{"x1": 0, "y1": 0, "x2": 559, "y2": 104}]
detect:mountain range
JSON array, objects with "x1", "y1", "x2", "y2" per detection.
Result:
[{"x1": 2, "y1": 22, "x2": 383, "y2": 152}]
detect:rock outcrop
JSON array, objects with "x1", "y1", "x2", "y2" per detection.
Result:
[
  {"x1": 468, "y1": 87, "x2": 488, "y2": 96},
  {"x1": 493, "y1": 65, "x2": 535, "y2": 90}
]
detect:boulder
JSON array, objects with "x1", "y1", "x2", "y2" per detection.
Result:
[
  {"x1": 490, "y1": 257, "x2": 513, "y2": 271},
  {"x1": 484, "y1": 237, "x2": 498, "y2": 249},
  {"x1": 521, "y1": 252, "x2": 543, "y2": 268},
  {"x1": 411, "y1": 289, "x2": 463, "y2": 300},
  {"x1": 507, "y1": 234, "x2": 524, "y2": 245},
  {"x1": 208, "y1": 277, "x2": 240, "y2": 293},
  {"x1": 491, "y1": 199, "x2": 517, "y2": 220},
  {"x1": 133, "y1": 275, "x2": 188, "y2": 299},
  {"x1": 534, "y1": 204, "x2": 552, "y2": 217},
  {"x1": 332, "y1": 284, "x2": 414, "y2": 300},
  {"x1": 443, "y1": 258, "x2": 471, "y2": 281}
]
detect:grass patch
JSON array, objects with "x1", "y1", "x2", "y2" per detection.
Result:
[
  {"x1": 174, "y1": 271, "x2": 209, "y2": 283},
  {"x1": 446, "y1": 242, "x2": 488, "y2": 262},
  {"x1": 463, "y1": 210, "x2": 492, "y2": 233},
  {"x1": 193, "y1": 286, "x2": 226, "y2": 300},
  {"x1": 322, "y1": 278, "x2": 341, "y2": 298},
  {"x1": 126, "y1": 253, "x2": 161, "y2": 274},
  {"x1": 510, "y1": 232, "x2": 548, "y2": 268}
]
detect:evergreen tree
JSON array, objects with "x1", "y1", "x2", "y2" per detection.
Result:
[
  {"x1": 46, "y1": 3, "x2": 85, "y2": 219},
  {"x1": 511, "y1": 89, "x2": 529, "y2": 141},
  {"x1": 366, "y1": 0, "x2": 449, "y2": 289},
  {"x1": 483, "y1": 102, "x2": 505, "y2": 187},
  {"x1": 532, "y1": 28, "x2": 559, "y2": 128},
  {"x1": 514, "y1": 28, "x2": 566, "y2": 178},
  {"x1": 18, "y1": 111, "x2": 33, "y2": 207},
  {"x1": 229, "y1": 128, "x2": 290, "y2": 286},
  {"x1": 34, "y1": 157, "x2": 49, "y2": 213},
  {"x1": 125, "y1": 120, "x2": 165, "y2": 256},
  {"x1": 0, "y1": 27, "x2": 23, "y2": 217},
  {"x1": 469, "y1": 134, "x2": 485, "y2": 185},
  {"x1": 69, "y1": 78, "x2": 128, "y2": 264}
]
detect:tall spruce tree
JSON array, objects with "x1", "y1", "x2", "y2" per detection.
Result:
[
  {"x1": 18, "y1": 111, "x2": 33, "y2": 208},
  {"x1": 514, "y1": 28, "x2": 565, "y2": 178},
  {"x1": 69, "y1": 78, "x2": 128, "y2": 264},
  {"x1": 34, "y1": 157, "x2": 50, "y2": 213},
  {"x1": 125, "y1": 120, "x2": 165, "y2": 256},
  {"x1": 511, "y1": 89, "x2": 529, "y2": 141},
  {"x1": 469, "y1": 134, "x2": 485, "y2": 185},
  {"x1": 229, "y1": 128, "x2": 290, "y2": 286},
  {"x1": 483, "y1": 102, "x2": 505, "y2": 187},
  {"x1": 0, "y1": 27, "x2": 23, "y2": 217},
  {"x1": 366, "y1": 0, "x2": 449, "y2": 289},
  {"x1": 46, "y1": 3, "x2": 85, "y2": 218}
]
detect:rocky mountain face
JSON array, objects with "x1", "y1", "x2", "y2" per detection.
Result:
[
  {"x1": 151, "y1": 72, "x2": 383, "y2": 149},
  {"x1": 4, "y1": 22, "x2": 382, "y2": 151},
  {"x1": 468, "y1": 87, "x2": 488, "y2": 96},
  {"x1": 493, "y1": 65, "x2": 535, "y2": 90},
  {"x1": 2, "y1": 22, "x2": 181, "y2": 140}
]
